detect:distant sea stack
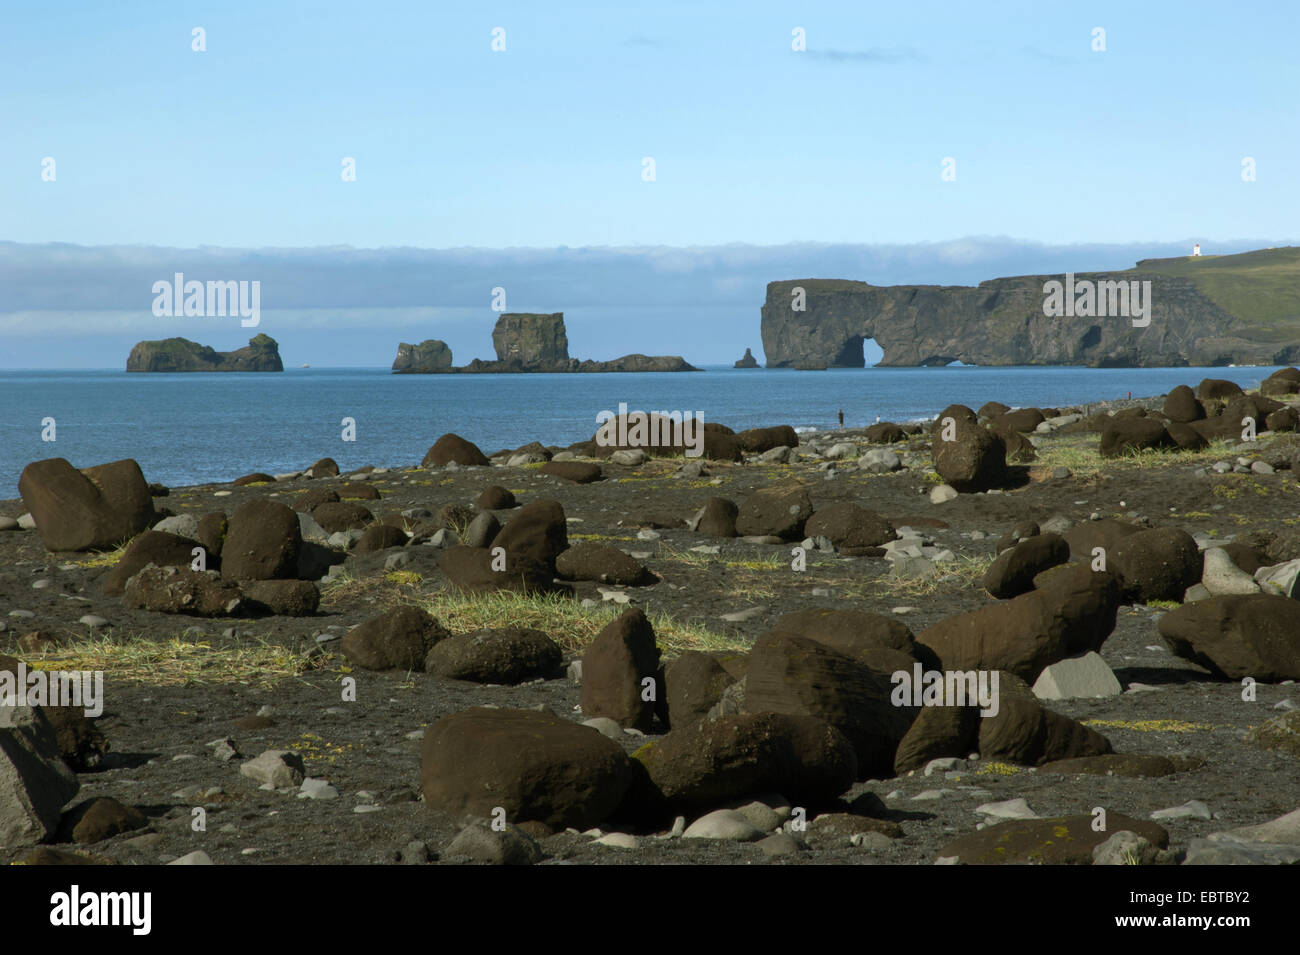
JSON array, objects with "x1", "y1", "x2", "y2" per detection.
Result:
[
  {"x1": 390, "y1": 312, "x2": 700, "y2": 373},
  {"x1": 392, "y1": 339, "x2": 453, "y2": 373},
  {"x1": 126, "y1": 334, "x2": 283, "y2": 372},
  {"x1": 734, "y1": 347, "x2": 759, "y2": 368},
  {"x1": 761, "y1": 246, "x2": 1300, "y2": 369}
]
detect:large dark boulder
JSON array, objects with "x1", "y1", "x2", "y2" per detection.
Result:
[
  {"x1": 1157, "y1": 594, "x2": 1300, "y2": 681},
  {"x1": 421, "y1": 708, "x2": 633, "y2": 831},
  {"x1": 422, "y1": 433, "x2": 489, "y2": 467},
  {"x1": 220, "y1": 499, "x2": 301, "y2": 581},
  {"x1": 18, "y1": 458, "x2": 155, "y2": 552}
]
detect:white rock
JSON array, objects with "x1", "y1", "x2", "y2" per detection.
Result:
[
  {"x1": 975, "y1": 797, "x2": 1039, "y2": 821},
  {"x1": 17, "y1": 513, "x2": 36, "y2": 529},
  {"x1": 153, "y1": 514, "x2": 200, "y2": 538},
  {"x1": 1255, "y1": 559, "x2": 1300, "y2": 598},
  {"x1": 1150, "y1": 800, "x2": 1212, "y2": 822},
  {"x1": 581, "y1": 717, "x2": 624, "y2": 740},
  {"x1": 239, "y1": 750, "x2": 305, "y2": 788},
  {"x1": 610, "y1": 449, "x2": 648, "y2": 466},
  {"x1": 1201, "y1": 548, "x2": 1261, "y2": 596},
  {"x1": 930, "y1": 484, "x2": 958, "y2": 504},
  {"x1": 1032, "y1": 652, "x2": 1122, "y2": 700},
  {"x1": 167, "y1": 851, "x2": 214, "y2": 865},
  {"x1": 682, "y1": 809, "x2": 765, "y2": 841},
  {"x1": 595, "y1": 832, "x2": 639, "y2": 849}
]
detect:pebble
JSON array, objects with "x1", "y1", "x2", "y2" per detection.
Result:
[
  {"x1": 9, "y1": 610, "x2": 35, "y2": 618},
  {"x1": 975, "y1": 798, "x2": 1039, "y2": 821},
  {"x1": 298, "y1": 778, "x2": 340, "y2": 800},
  {"x1": 595, "y1": 832, "x2": 639, "y2": 849},
  {"x1": 17, "y1": 514, "x2": 36, "y2": 529},
  {"x1": 720, "y1": 606, "x2": 765, "y2": 623},
  {"x1": 682, "y1": 810, "x2": 765, "y2": 842},
  {"x1": 892, "y1": 606, "x2": 919, "y2": 614},
  {"x1": 0, "y1": 517, "x2": 19, "y2": 531},
  {"x1": 214, "y1": 490, "x2": 232, "y2": 497},
  {"x1": 1150, "y1": 800, "x2": 1212, "y2": 822},
  {"x1": 78, "y1": 614, "x2": 110, "y2": 629},
  {"x1": 31, "y1": 579, "x2": 51, "y2": 590}
]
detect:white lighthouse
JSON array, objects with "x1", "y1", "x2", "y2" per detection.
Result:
[{"x1": 1192, "y1": 243, "x2": 1202, "y2": 257}]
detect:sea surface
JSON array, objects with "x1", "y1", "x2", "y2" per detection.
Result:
[{"x1": 0, "y1": 365, "x2": 1285, "y2": 494}]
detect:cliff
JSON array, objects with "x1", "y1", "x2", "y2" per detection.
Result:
[
  {"x1": 761, "y1": 247, "x2": 1300, "y2": 368},
  {"x1": 126, "y1": 334, "x2": 283, "y2": 372},
  {"x1": 392, "y1": 312, "x2": 698, "y2": 373},
  {"x1": 392, "y1": 340, "x2": 452, "y2": 373}
]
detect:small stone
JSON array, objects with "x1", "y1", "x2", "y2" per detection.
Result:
[
  {"x1": 298, "y1": 778, "x2": 340, "y2": 800},
  {"x1": 78, "y1": 615, "x2": 110, "y2": 629},
  {"x1": 930, "y1": 484, "x2": 958, "y2": 504},
  {"x1": 1150, "y1": 800, "x2": 1212, "y2": 822},
  {"x1": 683, "y1": 810, "x2": 765, "y2": 842},
  {"x1": 239, "y1": 750, "x2": 305, "y2": 788}
]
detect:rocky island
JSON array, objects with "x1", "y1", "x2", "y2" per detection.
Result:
[
  {"x1": 391, "y1": 313, "x2": 699, "y2": 373},
  {"x1": 762, "y1": 246, "x2": 1300, "y2": 368},
  {"x1": 734, "y1": 347, "x2": 759, "y2": 368},
  {"x1": 126, "y1": 334, "x2": 283, "y2": 372}
]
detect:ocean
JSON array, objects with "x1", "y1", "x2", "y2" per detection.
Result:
[{"x1": 0, "y1": 364, "x2": 1285, "y2": 494}]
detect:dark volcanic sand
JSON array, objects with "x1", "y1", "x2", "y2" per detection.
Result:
[{"x1": 2, "y1": 407, "x2": 1299, "y2": 865}]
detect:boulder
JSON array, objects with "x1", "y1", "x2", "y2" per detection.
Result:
[
  {"x1": 556, "y1": 542, "x2": 653, "y2": 586},
  {"x1": 929, "y1": 406, "x2": 1006, "y2": 491},
  {"x1": 352, "y1": 523, "x2": 408, "y2": 554},
  {"x1": 341, "y1": 606, "x2": 449, "y2": 671},
  {"x1": 735, "y1": 426, "x2": 800, "y2": 453},
  {"x1": 632, "y1": 713, "x2": 857, "y2": 811},
  {"x1": 804, "y1": 503, "x2": 895, "y2": 550},
  {"x1": 492, "y1": 499, "x2": 568, "y2": 572},
  {"x1": 978, "y1": 671, "x2": 1112, "y2": 765},
  {"x1": 421, "y1": 708, "x2": 633, "y2": 831},
  {"x1": 918, "y1": 566, "x2": 1120, "y2": 683},
  {"x1": 425, "y1": 628, "x2": 563, "y2": 684},
  {"x1": 540, "y1": 461, "x2": 602, "y2": 484},
  {"x1": 864, "y1": 422, "x2": 905, "y2": 444},
  {"x1": 310, "y1": 501, "x2": 373, "y2": 533},
  {"x1": 1099, "y1": 418, "x2": 1173, "y2": 458},
  {"x1": 695, "y1": 498, "x2": 738, "y2": 537},
  {"x1": 735, "y1": 484, "x2": 813, "y2": 540},
  {"x1": 102, "y1": 530, "x2": 204, "y2": 595},
  {"x1": 893, "y1": 704, "x2": 980, "y2": 775},
  {"x1": 438, "y1": 545, "x2": 563, "y2": 595},
  {"x1": 664, "y1": 650, "x2": 747, "y2": 728},
  {"x1": 18, "y1": 458, "x2": 154, "y2": 552},
  {"x1": 241, "y1": 579, "x2": 320, "y2": 617},
  {"x1": 0, "y1": 704, "x2": 81, "y2": 846},
  {"x1": 1163, "y1": 385, "x2": 1205, "y2": 422},
  {"x1": 476, "y1": 486, "x2": 517, "y2": 510},
  {"x1": 1110, "y1": 526, "x2": 1201, "y2": 603},
  {"x1": 1157, "y1": 594, "x2": 1300, "y2": 681},
  {"x1": 982, "y1": 534, "x2": 1069, "y2": 599},
  {"x1": 122, "y1": 565, "x2": 244, "y2": 616},
  {"x1": 422, "y1": 433, "x2": 489, "y2": 467},
  {"x1": 220, "y1": 499, "x2": 301, "y2": 581},
  {"x1": 580, "y1": 609, "x2": 662, "y2": 732},
  {"x1": 744, "y1": 632, "x2": 912, "y2": 777}
]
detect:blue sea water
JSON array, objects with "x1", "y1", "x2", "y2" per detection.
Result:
[{"x1": 0, "y1": 364, "x2": 1285, "y2": 494}]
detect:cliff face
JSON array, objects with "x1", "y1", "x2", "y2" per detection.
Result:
[
  {"x1": 761, "y1": 250, "x2": 1300, "y2": 368},
  {"x1": 492, "y1": 313, "x2": 569, "y2": 367},
  {"x1": 126, "y1": 334, "x2": 283, "y2": 372},
  {"x1": 392, "y1": 340, "x2": 452, "y2": 373},
  {"x1": 395, "y1": 312, "x2": 698, "y2": 373}
]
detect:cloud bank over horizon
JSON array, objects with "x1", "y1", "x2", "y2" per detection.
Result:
[{"x1": 2, "y1": 236, "x2": 1294, "y2": 368}]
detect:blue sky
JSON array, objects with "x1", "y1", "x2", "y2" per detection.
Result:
[{"x1": 0, "y1": 1, "x2": 1296, "y2": 366}]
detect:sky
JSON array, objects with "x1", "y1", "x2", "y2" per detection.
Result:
[{"x1": 1, "y1": 1, "x2": 1297, "y2": 366}]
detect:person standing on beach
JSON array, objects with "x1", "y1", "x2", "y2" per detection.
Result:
[{"x1": 838, "y1": 409, "x2": 844, "y2": 427}]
